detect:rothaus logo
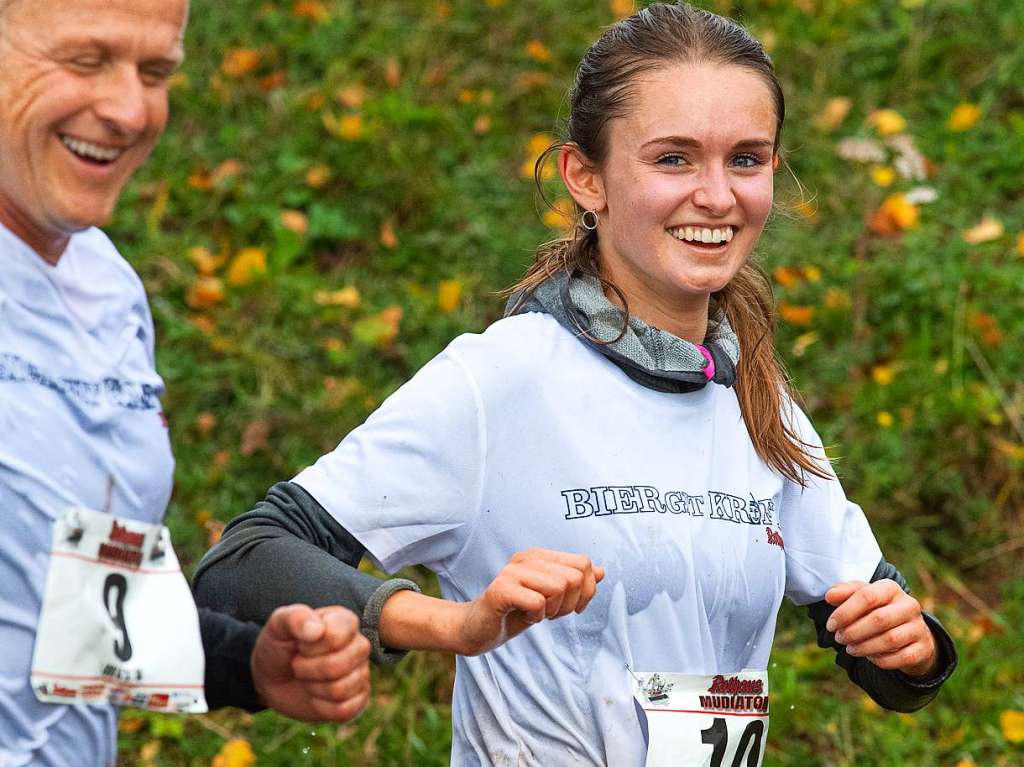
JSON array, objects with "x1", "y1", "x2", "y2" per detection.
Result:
[{"x1": 560, "y1": 485, "x2": 776, "y2": 526}]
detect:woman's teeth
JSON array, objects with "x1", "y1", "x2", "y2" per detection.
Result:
[
  {"x1": 60, "y1": 135, "x2": 123, "y2": 163},
  {"x1": 668, "y1": 226, "x2": 735, "y2": 244}
]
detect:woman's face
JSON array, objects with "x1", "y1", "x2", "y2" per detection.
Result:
[{"x1": 590, "y1": 61, "x2": 778, "y2": 326}]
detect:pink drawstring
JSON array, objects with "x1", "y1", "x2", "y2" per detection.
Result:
[{"x1": 696, "y1": 345, "x2": 715, "y2": 381}]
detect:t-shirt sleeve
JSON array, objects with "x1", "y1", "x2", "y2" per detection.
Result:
[
  {"x1": 781, "y1": 402, "x2": 882, "y2": 605},
  {"x1": 292, "y1": 347, "x2": 484, "y2": 574}
]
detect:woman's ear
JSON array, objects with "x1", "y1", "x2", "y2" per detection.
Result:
[
  {"x1": 559, "y1": 144, "x2": 606, "y2": 213},
  {"x1": 772, "y1": 152, "x2": 780, "y2": 171}
]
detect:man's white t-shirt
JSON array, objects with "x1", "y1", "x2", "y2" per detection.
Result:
[
  {"x1": 294, "y1": 311, "x2": 882, "y2": 766},
  {"x1": 0, "y1": 223, "x2": 174, "y2": 767}
]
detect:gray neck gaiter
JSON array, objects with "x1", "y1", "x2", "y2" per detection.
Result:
[{"x1": 506, "y1": 271, "x2": 740, "y2": 394}]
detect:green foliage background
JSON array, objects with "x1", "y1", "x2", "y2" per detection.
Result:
[{"x1": 112, "y1": 0, "x2": 1024, "y2": 764}]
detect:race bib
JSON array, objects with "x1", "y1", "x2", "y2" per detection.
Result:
[
  {"x1": 31, "y1": 507, "x2": 208, "y2": 713},
  {"x1": 631, "y1": 670, "x2": 769, "y2": 767}
]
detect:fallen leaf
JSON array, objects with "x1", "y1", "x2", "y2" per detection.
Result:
[
  {"x1": 824, "y1": 288, "x2": 850, "y2": 310},
  {"x1": 118, "y1": 712, "x2": 146, "y2": 733},
  {"x1": 869, "y1": 165, "x2": 896, "y2": 187},
  {"x1": 868, "y1": 193, "x2": 919, "y2": 235},
  {"x1": 227, "y1": 248, "x2": 267, "y2": 286},
  {"x1": 195, "y1": 412, "x2": 217, "y2": 437},
  {"x1": 526, "y1": 39, "x2": 553, "y2": 63},
  {"x1": 205, "y1": 519, "x2": 226, "y2": 546},
  {"x1": 379, "y1": 218, "x2": 398, "y2": 249},
  {"x1": 1018, "y1": 232, "x2": 1024, "y2": 257},
  {"x1": 543, "y1": 198, "x2": 575, "y2": 230},
  {"x1": 335, "y1": 84, "x2": 366, "y2": 109},
  {"x1": 803, "y1": 265, "x2": 821, "y2": 282},
  {"x1": 867, "y1": 109, "x2": 906, "y2": 136},
  {"x1": 212, "y1": 738, "x2": 256, "y2": 767},
  {"x1": 189, "y1": 314, "x2": 217, "y2": 335},
  {"x1": 814, "y1": 97, "x2": 852, "y2": 131},
  {"x1": 948, "y1": 102, "x2": 981, "y2": 132},
  {"x1": 836, "y1": 137, "x2": 886, "y2": 164},
  {"x1": 792, "y1": 331, "x2": 818, "y2": 357},
  {"x1": 473, "y1": 114, "x2": 492, "y2": 135},
  {"x1": 1000, "y1": 710, "x2": 1024, "y2": 743},
  {"x1": 292, "y1": 0, "x2": 329, "y2": 21},
  {"x1": 187, "y1": 246, "x2": 225, "y2": 275},
  {"x1": 222, "y1": 48, "x2": 261, "y2": 78},
  {"x1": 772, "y1": 266, "x2": 802, "y2": 289},
  {"x1": 438, "y1": 279, "x2": 463, "y2": 313},
  {"x1": 610, "y1": 0, "x2": 633, "y2": 18},
  {"x1": 352, "y1": 306, "x2": 403, "y2": 347},
  {"x1": 876, "y1": 411, "x2": 894, "y2": 428},
  {"x1": 962, "y1": 216, "x2": 1004, "y2": 244},
  {"x1": 280, "y1": 210, "x2": 308, "y2": 236},
  {"x1": 186, "y1": 277, "x2": 225, "y2": 309},
  {"x1": 210, "y1": 159, "x2": 245, "y2": 187},
  {"x1": 240, "y1": 420, "x2": 270, "y2": 456},
  {"x1": 871, "y1": 365, "x2": 895, "y2": 385},
  {"x1": 305, "y1": 164, "x2": 331, "y2": 188},
  {"x1": 140, "y1": 740, "x2": 160, "y2": 767},
  {"x1": 384, "y1": 57, "x2": 401, "y2": 88},
  {"x1": 322, "y1": 112, "x2": 364, "y2": 140},
  {"x1": 434, "y1": 1, "x2": 452, "y2": 19},
  {"x1": 314, "y1": 286, "x2": 361, "y2": 308},
  {"x1": 904, "y1": 186, "x2": 938, "y2": 204},
  {"x1": 793, "y1": 199, "x2": 819, "y2": 222},
  {"x1": 778, "y1": 303, "x2": 814, "y2": 326}
]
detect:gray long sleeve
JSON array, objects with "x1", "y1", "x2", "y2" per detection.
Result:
[
  {"x1": 804, "y1": 558, "x2": 957, "y2": 712},
  {"x1": 192, "y1": 481, "x2": 419, "y2": 665}
]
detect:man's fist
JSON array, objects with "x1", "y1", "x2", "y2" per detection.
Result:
[{"x1": 251, "y1": 604, "x2": 371, "y2": 723}]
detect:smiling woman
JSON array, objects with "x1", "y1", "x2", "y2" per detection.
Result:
[{"x1": 194, "y1": 3, "x2": 957, "y2": 766}]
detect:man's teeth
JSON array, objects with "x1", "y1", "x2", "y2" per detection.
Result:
[
  {"x1": 60, "y1": 136, "x2": 123, "y2": 162},
  {"x1": 669, "y1": 226, "x2": 735, "y2": 244}
]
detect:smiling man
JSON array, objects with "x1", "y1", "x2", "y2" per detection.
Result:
[{"x1": 0, "y1": 1, "x2": 372, "y2": 764}]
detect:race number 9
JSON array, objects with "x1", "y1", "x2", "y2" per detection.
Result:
[
  {"x1": 701, "y1": 718, "x2": 765, "y2": 767},
  {"x1": 103, "y1": 573, "x2": 133, "y2": 661}
]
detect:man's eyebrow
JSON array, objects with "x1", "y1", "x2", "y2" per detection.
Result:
[{"x1": 52, "y1": 37, "x2": 185, "y2": 67}]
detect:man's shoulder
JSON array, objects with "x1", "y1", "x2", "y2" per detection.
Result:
[{"x1": 71, "y1": 228, "x2": 145, "y2": 293}]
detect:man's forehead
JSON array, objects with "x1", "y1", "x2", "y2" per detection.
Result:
[{"x1": 4, "y1": 0, "x2": 188, "y2": 37}]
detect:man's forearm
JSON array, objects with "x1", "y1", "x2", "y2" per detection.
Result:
[{"x1": 377, "y1": 589, "x2": 470, "y2": 654}]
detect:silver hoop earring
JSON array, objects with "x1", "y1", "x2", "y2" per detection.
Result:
[{"x1": 581, "y1": 209, "x2": 599, "y2": 231}]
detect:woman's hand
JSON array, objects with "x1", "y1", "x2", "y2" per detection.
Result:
[
  {"x1": 454, "y1": 548, "x2": 605, "y2": 656},
  {"x1": 824, "y1": 579, "x2": 938, "y2": 678}
]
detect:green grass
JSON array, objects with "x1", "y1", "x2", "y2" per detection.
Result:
[{"x1": 113, "y1": 0, "x2": 1023, "y2": 764}]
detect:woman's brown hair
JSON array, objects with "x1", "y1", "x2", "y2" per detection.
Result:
[{"x1": 510, "y1": 1, "x2": 829, "y2": 484}]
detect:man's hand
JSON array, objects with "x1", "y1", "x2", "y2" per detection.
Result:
[
  {"x1": 825, "y1": 580, "x2": 938, "y2": 678},
  {"x1": 454, "y1": 548, "x2": 605, "y2": 656},
  {"x1": 250, "y1": 604, "x2": 371, "y2": 723}
]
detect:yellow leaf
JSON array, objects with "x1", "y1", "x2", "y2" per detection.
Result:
[
  {"x1": 438, "y1": 279, "x2": 463, "y2": 313},
  {"x1": 792, "y1": 331, "x2": 818, "y2": 357},
  {"x1": 305, "y1": 164, "x2": 331, "y2": 188},
  {"x1": 814, "y1": 97, "x2": 852, "y2": 131},
  {"x1": 280, "y1": 210, "x2": 308, "y2": 236},
  {"x1": 186, "y1": 277, "x2": 225, "y2": 309},
  {"x1": 479, "y1": 89, "x2": 494, "y2": 106},
  {"x1": 772, "y1": 266, "x2": 802, "y2": 289},
  {"x1": 947, "y1": 102, "x2": 981, "y2": 132},
  {"x1": 314, "y1": 286, "x2": 361, "y2": 308},
  {"x1": 526, "y1": 39, "x2": 553, "y2": 63},
  {"x1": 210, "y1": 159, "x2": 245, "y2": 187},
  {"x1": 457, "y1": 89, "x2": 476, "y2": 104},
  {"x1": 222, "y1": 49, "x2": 261, "y2": 78},
  {"x1": 869, "y1": 165, "x2": 896, "y2": 187},
  {"x1": 322, "y1": 112, "x2": 364, "y2": 140},
  {"x1": 486, "y1": 0, "x2": 507, "y2": 6},
  {"x1": 212, "y1": 738, "x2": 256, "y2": 767},
  {"x1": 793, "y1": 199, "x2": 819, "y2": 222},
  {"x1": 867, "y1": 109, "x2": 906, "y2": 136},
  {"x1": 872, "y1": 365, "x2": 895, "y2": 386},
  {"x1": 335, "y1": 84, "x2": 366, "y2": 108},
  {"x1": 803, "y1": 265, "x2": 822, "y2": 283},
  {"x1": 379, "y1": 219, "x2": 398, "y2": 249},
  {"x1": 868, "y1": 193, "x2": 919, "y2": 235},
  {"x1": 384, "y1": 57, "x2": 401, "y2": 88},
  {"x1": 195, "y1": 412, "x2": 218, "y2": 437},
  {"x1": 610, "y1": 0, "x2": 633, "y2": 18},
  {"x1": 227, "y1": 248, "x2": 267, "y2": 286},
  {"x1": 528, "y1": 133, "x2": 555, "y2": 157},
  {"x1": 543, "y1": 198, "x2": 575, "y2": 230},
  {"x1": 778, "y1": 303, "x2": 814, "y2": 326},
  {"x1": 954, "y1": 760, "x2": 976, "y2": 767},
  {"x1": 876, "y1": 411, "x2": 894, "y2": 428},
  {"x1": 187, "y1": 246, "x2": 225, "y2": 275},
  {"x1": 993, "y1": 438, "x2": 1024, "y2": 462},
  {"x1": 1000, "y1": 710, "x2": 1024, "y2": 743},
  {"x1": 824, "y1": 287, "x2": 850, "y2": 310},
  {"x1": 962, "y1": 216, "x2": 1004, "y2": 244},
  {"x1": 473, "y1": 114, "x2": 492, "y2": 135},
  {"x1": 292, "y1": 0, "x2": 329, "y2": 22},
  {"x1": 1018, "y1": 232, "x2": 1024, "y2": 257}
]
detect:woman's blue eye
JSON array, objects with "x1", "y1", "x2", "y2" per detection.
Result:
[
  {"x1": 656, "y1": 154, "x2": 688, "y2": 167},
  {"x1": 732, "y1": 154, "x2": 764, "y2": 168}
]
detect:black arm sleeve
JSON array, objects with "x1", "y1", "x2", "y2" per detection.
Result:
[
  {"x1": 805, "y1": 557, "x2": 958, "y2": 712},
  {"x1": 198, "y1": 607, "x2": 263, "y2": 712},
  {"x1": 193, "y1": 481, "x2": 420, "y2": 665}
]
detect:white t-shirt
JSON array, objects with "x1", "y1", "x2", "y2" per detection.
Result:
[
  {"x1": 294, "y1": 312, "x2": 882, "y2": 766},
  {"x1": 0, "y1": 223, "x2": 174, "y2": 767}
]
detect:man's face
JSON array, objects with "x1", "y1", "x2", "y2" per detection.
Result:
[{"x1": 0, "y1": 0, "x2": 187, "y2": 254}]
